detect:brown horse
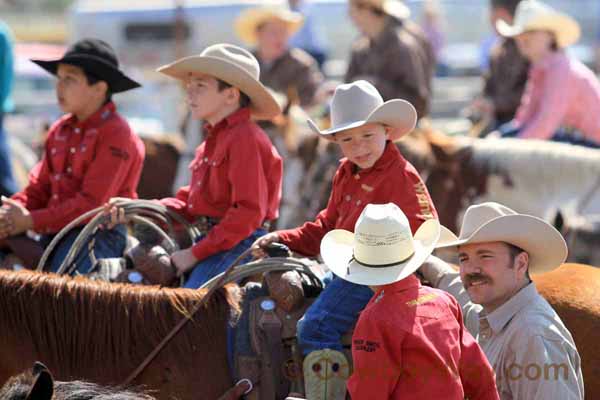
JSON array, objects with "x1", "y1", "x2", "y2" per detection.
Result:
[{"x1": 0, "y1": 270, "x2": 238, "y2": 400}]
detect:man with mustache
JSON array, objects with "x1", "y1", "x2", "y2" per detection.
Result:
[{"x1": 420, "y1": 202, "x2": 584, "y2": 399}]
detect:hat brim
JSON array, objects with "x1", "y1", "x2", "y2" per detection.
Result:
[
  {"x1": 157, "y1": 55, "x2": 281, "y2": 120},
  {"x1": 382, "y1": 0, "x2": 411, "y2": 20},
  {"x1": 321, "y1": 219, "x2": 440, "y2": 286},
  {"x1": 31, "y1": 56, "x2": 141, "y2": 93},
  {"x1": 235, "y1": 8, "x2": 304, "y2": 46},
  {"x1": 308, "y1": 99, "x2": 417, "y2": 142},
  {"x1": 496, "y1": 14, "x2": 580, "y2": 48},
  {"x1": 435, "y1": 214, "x2": 567, "y2": 273}
]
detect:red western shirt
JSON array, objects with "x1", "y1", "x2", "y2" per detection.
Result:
[
  {"x1": 160, "y1": 108, "x2": 283, "y2": 261},
  {"x1": 348, "y1": 275, "x2": 499, "y2": 400},
  {"x1": 278, "y1": 141, "x2": 437, "y2": 255},
  {"x1": 12, "y1": 102, "x2": 145, "y2": 234}
]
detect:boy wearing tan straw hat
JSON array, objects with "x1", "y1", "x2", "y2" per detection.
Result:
[
  {"x1": 121, "y1": 43, "x2": 283, "y2": 289},
  {"x1": 493, "y1": 0, "x2": 600, "y2": 148},
  {"x1": 345, "y1": 0, "x2": 434, "y2": 119},
  {"x1": 420, "y1": 202, "x2": 584, "y2": 399},
  {"x1": 253, "y1": 80, "x2": 437, "y2": 399},
  {"x1": 0, "y1": 38, "x2": 144, "y2": 273},
  {"x1": 320, "y1": 202, "x2": 499, "y2": 399},
  {"x1": 235, "y1": 4, "x2": 323, "y2": 108}
]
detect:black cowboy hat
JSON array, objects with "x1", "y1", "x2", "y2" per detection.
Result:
[{"x1": 31, "y1": 38, "x2": 141, "y2": 93}]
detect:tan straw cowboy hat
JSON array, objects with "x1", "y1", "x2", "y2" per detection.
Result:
[
  {"x1": 157, "y1": 43, "x2": 281, "y2": 120},
  {"x1": 352, "y1": 0, "x2": 411, "y2": 20},
  {"x1": 321, "y1": 203, "x2": 440, "y2": 286},
  {"x1": 308, "y1": 80, "x2": 417, "y2": 141},
  {"x1": 496, "y1": 0, "x2": 580, "y2": 48},
  {"x1": 235, "y1": 6, "x2": 304, "y2": 46},
  {"x1": 436, "y1": 202, "x2": 567, "y2": 273}
]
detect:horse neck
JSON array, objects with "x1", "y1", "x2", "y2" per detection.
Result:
[{"x1": 0, "y1": 271, "x2": 234, "y2": 392}]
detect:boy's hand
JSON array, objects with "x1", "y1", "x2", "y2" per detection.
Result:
[
  {"x1": 101, "y1": 197, "x2": 130, "y2": 229},
  {"x1": 171, "y1": 248, "x2": 198, "y2": 277},
  {"x1": 251, "y1": 232, "x2": 281, "y2": 259},
  {"x1": 0, "y1": 197, "x2": 33, "y2": 238}
]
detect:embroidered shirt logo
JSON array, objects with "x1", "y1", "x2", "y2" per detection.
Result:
[{"x1": 406, "y1": 293, "x2": 438, "y2": 307}]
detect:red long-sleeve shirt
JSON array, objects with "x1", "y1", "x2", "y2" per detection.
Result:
[
  {"x1": 348, "y1": 275, "x2": 499, "y2": 400},
  {"x1": 278, "y1": 142, "x2": 437, "y2": 255},
  {"x1": 160, "y1": 108, "x2": 282, "y2": 261},
  {"x1": 12, "y1": 102, "x2": 145, "y2": 233}
]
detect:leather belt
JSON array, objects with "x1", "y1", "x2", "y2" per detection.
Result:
[{"x1": 192, "y1": 216, "x2": 271, "y2": 236}]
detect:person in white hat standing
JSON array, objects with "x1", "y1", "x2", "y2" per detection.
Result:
[
  {"x1": 493, "y1": 0, "x2": 600, "y2": 148},
  {"x1": 344, "y1": 0, "x2": 434, "y2": 119},
  {"x1": 319, "y1": 203, "x2": 499, "y2": 400},
  {"x1": 253, "y1": 80, "x2": 437, "y2": 399},
  {"x1": 420, "y1": 202, "x2": 584, "y2": 399},
  {"x1": 108, "y1": 44, "x2": 284, "y2": 289},
  {"x1": 235, "y1": 5, "x2": 323, "y2": 108}
]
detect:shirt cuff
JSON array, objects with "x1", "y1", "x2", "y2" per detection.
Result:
[{"x1": 191, "y1": 240, "x2": 211, "y2": 261}]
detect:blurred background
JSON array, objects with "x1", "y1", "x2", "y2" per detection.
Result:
[{"x1": 2, "y1": 0, "x2": 600, "y2": 143}]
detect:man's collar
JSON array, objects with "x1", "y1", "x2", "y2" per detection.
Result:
[
  {"x1": 341, "y1": 141, "x2": 405, "y2": 174},
  {"x1": 480, "y1": 283, "x2": 539, "y2": 333},
  {"x1": 204, "y1": 107, "x2": 251, "y2": 135},
  {"x1": 65, "y1": 102, "x2": 116, "y2": 129}
]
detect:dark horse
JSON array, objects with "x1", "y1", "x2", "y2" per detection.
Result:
[{"x1": 0, "y1": 270, "x2": 239, "y2": 400}]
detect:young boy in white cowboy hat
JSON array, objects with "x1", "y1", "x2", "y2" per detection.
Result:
[
  {"x1": 110, "y1": 43, "x2": 283, "y2": 289},
  {"x1": 253, "y1": 80, "x2": 437, "y2": 399},
  {"x1": 319, "y1": 202, "x2": 499, "y2": 399},
  {"x1": 0, "y1": 38, "x2": 145, "y2": 273},
  {"x1": 420, "y1": 202, "x2": 584, "y2": 399},
  {"x1": 235, "y1": 4, "x2": 323, "y2": 108}
]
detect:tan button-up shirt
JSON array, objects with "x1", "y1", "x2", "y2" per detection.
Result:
[{"x1": 421, "y1": 259, "x2": 584, "y2": 400}]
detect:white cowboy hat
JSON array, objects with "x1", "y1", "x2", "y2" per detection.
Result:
[
  {"x1": 235, "y1": 6, "x2": 304, "y2": 46},
  {"x1": 436, "y1": 202, "x2": 567, "y2": 273},
  {"x1": 156, "y1": 43, "x2": 281, "y2": 120},
  {"x1": 352, "y1": 0, "x2": 411, "y2": 20},
  {"x1": 308, "y1": 80, "x2": 417, "y2": 141},
  {"x1": 495, "y1": 0, "x2": 580, "y2": 48},
  {"x1": 321, "y1": 203, "x2": 440, "y2": 286}
]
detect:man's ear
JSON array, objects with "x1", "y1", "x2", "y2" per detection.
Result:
[
  {"x1": 226, "y1": 87, "x2": 241, "y2": 105},
  {"x1": 94, "y1": 80, "x2": 109, "y2": 99},
  {"x1": 514, "y1": 251, "x2": 530, "y2": 277}
]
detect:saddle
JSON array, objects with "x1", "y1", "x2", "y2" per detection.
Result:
[{"x1": 233, "y1": 264, "x2": 354, "y2": 400}]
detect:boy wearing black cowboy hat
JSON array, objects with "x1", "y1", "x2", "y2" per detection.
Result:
[{"x1": 0, "y1": 38, "x2": 145, "y2": 273}]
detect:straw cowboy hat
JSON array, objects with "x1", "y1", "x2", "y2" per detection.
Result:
[
  {"x1": 235, "y1": 6, "x2": 304, "y2": 46},
  {"x1": 436, "y1": 202, "x2": 567, "y2": 273},
  {"x1": 157, "y1": 43, "x2": 281, "y2": 120},
  {"x1": 31, "y1": 38, "x2": 141, "y2": 93},
  {"x1": 321, "y1": 203, "x2": 440, "y2": 286},
  {"x1": 352, "y1": 0, "x2": 411, "y2": 20},
  {"x1": 308, "y1": 80, "x2": 417, "y2": 141},
  {"x1": 496, "y1": 0, "x2": 580, "y2": 48}
]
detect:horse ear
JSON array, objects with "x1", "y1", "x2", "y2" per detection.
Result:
[{"x1": 27, "y1": 363, "x2": 54, "y2": 400}]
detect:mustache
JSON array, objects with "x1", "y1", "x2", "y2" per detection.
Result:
[{"x1": 464, "y1": 273, "x2": 492, "y2": 287}]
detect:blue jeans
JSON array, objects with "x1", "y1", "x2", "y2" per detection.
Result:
[
  {"x1": 498, "y1": 121, "x2": 600, "y2": 148},
  {"x1": 183, "y1": 228, "x2": 266, "y2": 289},
  {"x1": 45, "y1": 224, "x2": 127, "y2": 274},
  {"x1": 297, "y1": 273, "x2": 373, "y2": 355},
  {"x1": 0, "y1": 114, "x2": 18, "y2": 196}
]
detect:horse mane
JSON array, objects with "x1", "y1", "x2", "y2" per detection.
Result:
[{"x1": 0, "y1": 270, "x2": 239, "y2": 384}]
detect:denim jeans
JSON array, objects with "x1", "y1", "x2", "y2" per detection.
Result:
[
  {"x1": 498, "y1": 121, "x2": 600, "y2": 148},
  {"x1": 297, "y1": 273, "x2": 374, "y2": 355},
  {"x1": 0, "y1": 114, "x2": 18, "y2": 196},
  {"x1": 183, "y1": 228, "x2": 266, "y2": 289},
  {"x1": 45, "y1": 224, "x2": 127, "y2": 274}
]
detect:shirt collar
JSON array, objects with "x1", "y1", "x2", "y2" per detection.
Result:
[
  {"x1": 204, "y1": 107, "x2": 251, "y2": 136},
  {"x1": 341, "y1": 141, "x2": 405, "y2": 175},
  {"x1": 531, "y1": 51, "x2": 565, "y2": 74},
  {"x1": 65, "y1": 102, "x2": 116, "y2": 131},
  {"x1": 381, "y1": 274, "x2": 420, "y2": 294},
  {"x1": 481, "y1": 282, "x2": 539, "y2": 334}
]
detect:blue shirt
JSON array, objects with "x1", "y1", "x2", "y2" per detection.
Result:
[
  {"x1": 0, "y1": 21, "x2": 14, "y2": 114},
  {"x1": 288, "y1": 1, "x2": 327, "y2": 55}
]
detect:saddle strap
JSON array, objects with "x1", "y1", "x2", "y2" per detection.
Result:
[{"x1": 259, "y1": 310, "x2": 285, "y2": 400}]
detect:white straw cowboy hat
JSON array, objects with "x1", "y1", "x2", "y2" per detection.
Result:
[
  {"x1": 156, "y1": 43, "x2": 281, "y2": 120},
  {"x1": 436, "y1": 202, "x2": 567, "y2": 273},
  {"x1": 308, "y1": 80, "x2": 417, "y2": 141},
  {"x1": 235, "y1": 5, "x2": 304, "y2": 46},
  {"x1": 321, "y1": 203, "x2": 440, "y2": 286},
  {"x1": 352, "y1": 0, "x2": 411, "y2": 20},
  {"x1": 496, "y1": 0, "x2": 580, "y2": 48}
]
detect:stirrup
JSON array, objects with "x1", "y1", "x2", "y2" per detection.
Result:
[{"x1": 303, "y1": 349, "x2": 349, "y2": 400}]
